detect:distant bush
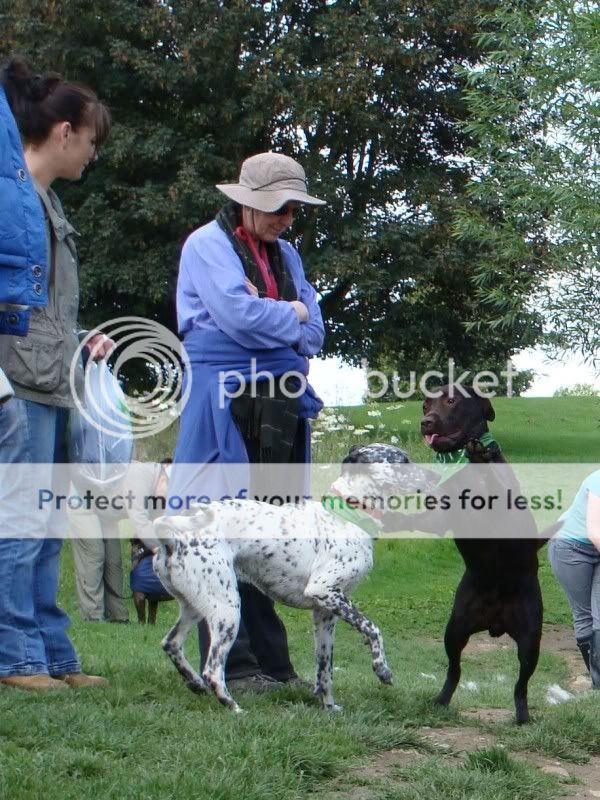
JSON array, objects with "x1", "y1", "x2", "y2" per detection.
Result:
[{"x1": 554, "y1": 383, "x2": 600, "y2": 398}]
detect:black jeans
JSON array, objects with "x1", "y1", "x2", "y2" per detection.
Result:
[{"x1": 198, "y1": 421, "x2": 306, "y2": 680}]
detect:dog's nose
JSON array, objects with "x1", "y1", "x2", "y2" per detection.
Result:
[{"x1": 421, "y1": 416, "x2": 437, "y2": 435}]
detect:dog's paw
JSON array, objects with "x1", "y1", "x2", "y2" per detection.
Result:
[
  {"x1": 465, "y1": 438, "x2": 501, "y2": 463},
  {"x1": 323, "y1": 703, "x2": 344, "y2": 713},
  {"x1": 186, "y1": 679, "x2": 208, "y2": 695},
  {"x1": 376, "y1": 666, "x2": 394, "y2": 685}
]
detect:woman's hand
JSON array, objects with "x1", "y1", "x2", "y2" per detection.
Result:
[
  {"x1": 244, "y1": 279, "x2": 309, "y2": 323},
  {"x1": 289, "y1": 300, "x2": 309, "y2": 322},
  {"x1": 84, "y1": 332, "x2": 115, "y2": 361},
  {"x1": 244, "y1": 278, "x2": 259, "y2": 297}
]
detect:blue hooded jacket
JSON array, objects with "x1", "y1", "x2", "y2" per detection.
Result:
[{"x1": 0, "y1": 83, "x2": 47, "y2": 335}]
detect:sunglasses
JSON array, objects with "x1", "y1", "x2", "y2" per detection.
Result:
[{"x1": 267, "y1": 203, "x2": 302, "y2": 217}]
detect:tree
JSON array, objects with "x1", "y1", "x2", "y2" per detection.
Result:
[
  {"x1": 554, "y1": 383, "x2": 599, "y2": 398},
  {"x1": 1, "y1": 0, "x2": 542, "y2": 385},
  {"x1": 455, "y1": 0, "x2": 600, "y2": 362}
]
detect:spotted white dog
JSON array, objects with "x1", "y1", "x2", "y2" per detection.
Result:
[{"x1": 151, "y1": 444, "x2": 436, "y2": 713}]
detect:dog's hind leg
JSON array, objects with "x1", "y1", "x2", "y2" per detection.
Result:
[
  {"x1": 512, "y1": 632, "x2": 540, "y2": 725},
  {"x1": 308, "y1": 589, "x2": 393, "y2": 686},
  {"x1": 148, "y1": 599, "x2": 158, "y2": 625},
  {"x1": 434, "y1": 609, "x2": 471, "y2": 708},
  {"x1": 313, "y1": 609, "x2": 338, "y2": 709},
  {"x1": 508, "y1": 589, "x2": 543, "y2": 725},
  {"x1": 162, "y1": 602, "x2": 207, "y2": 695},
  {"x1": 202, "y1": 604, "x2": 243, "y2": 714}
]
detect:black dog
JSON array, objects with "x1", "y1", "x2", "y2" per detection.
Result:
[{"x1": 383, "y1": 384, "x2": 554, "y2": 724}]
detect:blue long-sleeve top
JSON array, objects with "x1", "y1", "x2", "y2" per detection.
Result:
[{"x1": 176, "y1": 220, "x2": 324, "y2": 356}]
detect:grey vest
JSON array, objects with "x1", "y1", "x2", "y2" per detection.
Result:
[{"x1": 0, "y1": 183, "x2": 84, "y2": 407}]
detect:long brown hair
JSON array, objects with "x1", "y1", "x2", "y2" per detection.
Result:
[{"x1": 2, "y1": 56, "x2": 111, "y2": 147}]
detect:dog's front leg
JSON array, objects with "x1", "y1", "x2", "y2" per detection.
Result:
[
  {"x1": 309, "y1": 589, "x2": 393, "y2": 688},
  {"x1": 313, "y1": 609, "x2": 338, "y2": 710},
  {"x1": 381, "y1": 508, "x2": 449, "y2": 537}
]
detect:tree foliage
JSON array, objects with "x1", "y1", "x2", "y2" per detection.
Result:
[
  {"x1": 1, "y1": 0, "x2": 543, "y2": 385},
  {"x1": 455, "y1": 0, "x2": 599, "y2": 361}
]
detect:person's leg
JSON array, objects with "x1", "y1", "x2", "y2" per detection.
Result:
[
  {"x1": 69, "y1": 510, "x2": 108, "y2": 621},
  {"x1": 102, "y1": 526, "x2": 129, "y2": 622},
  {"x1": 588, "y1": 555, "x2": 600, "y2": 688},
  {"x1": 35, "y1": 408, "x2": 80, "y2": 676},
  {"x1": 0, "y1": 400, "x2": 75, "y2": 685},
  {"x1": 237, "y1": 423, "x2": 305, "y2": 682},
  {"x1": 42, "y1": 408, "x2": 106, "y2": 685},
  {"x1": 237, "y1": 583, "x2": 296, "y2": 681},
  {"x1": 549, "y1": 537, "x2": 596, "y2": 674}
]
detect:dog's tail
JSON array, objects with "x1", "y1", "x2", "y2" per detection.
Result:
[
  {"x1": 151, "y1": 508, "x2": 216, "y2": 556},
  {"x1": 536, "y1": 521, "x2": 563, "y2": 550}
]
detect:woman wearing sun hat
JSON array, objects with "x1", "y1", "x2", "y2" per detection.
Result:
[{"x1": 170, "y1": 152, "x2": 326, "y2": 691}]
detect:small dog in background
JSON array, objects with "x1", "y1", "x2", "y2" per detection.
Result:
[
  {"x1": 130, "y1": 539, "x2": 173, "y2": 624},
  {"x1": 150, "y1": 444, "x2": 436, "y2": 713}
]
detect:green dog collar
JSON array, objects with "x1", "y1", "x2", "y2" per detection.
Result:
[
  {"x1": 321, "y1": 495, "x2": 381, "y2": 537},
  {"x1": 433, "y1": 431, "x2": 497, "y2": 484}
]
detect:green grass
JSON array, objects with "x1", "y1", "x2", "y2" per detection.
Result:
[{"x1": 1, "y1": 396, "x2": 598, "y2": 799}]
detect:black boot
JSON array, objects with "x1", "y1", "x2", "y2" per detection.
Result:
[
  {"x1": 577, "y1": 635, "x2": 591, "y2": 673},
  {"x1": 589, "y1": 631, "x2": 600, "y2": 689}
]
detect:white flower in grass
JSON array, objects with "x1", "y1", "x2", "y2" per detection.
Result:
[
  {"x1": 378, "y1": 423, "x2": 385, "y2": 429},
  {"x1": 353, "y1": 428, "x2": 369, "y2": 435},
  {"x1": 401, "y1": 419, "x2": 412, "y2": 425},
  {"x1": 345, "y1": 425, "x2": 355, "y2": 432},
  {"x1": 390, "y1": 435, "x2": 399, "y2": 444},
  {"x1": 364, "y1": 424, "x2": 375, "y2": 430},
  {"x1": 367, "y1": 409, "x2": 382, "y2": 417},
  {"x1": 312, "y1": 431, "x2": 324, "y2": 438}
]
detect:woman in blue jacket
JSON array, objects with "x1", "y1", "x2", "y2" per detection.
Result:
[
  {"x1": 0, "y1": 77, "x2": 47, "y2": 401},
  {"x1": 170, "y1": 152, "x2": 326, "y2": 691},
  {"x1": 0, "y1": 58, "x2": 112, "y2": 692}
]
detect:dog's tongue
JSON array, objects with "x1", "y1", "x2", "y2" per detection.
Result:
[{"x1": 424, "y1": 434, "x2": 438, "y2": 447}]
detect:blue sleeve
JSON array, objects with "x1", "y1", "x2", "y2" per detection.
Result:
[
  {"x1": 584, "y1": 471, "x2": 600, "y2": 498},
  {"x1": 179, "y1": 228, "x2": 304, "y2": 349},
  {"x1": 280, "y1": 242, "x2": 325, "y2": 357}
]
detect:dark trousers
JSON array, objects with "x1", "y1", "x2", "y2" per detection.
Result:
[{"x1": 198, "y1": 420, "x2": 306, "y2": 680}]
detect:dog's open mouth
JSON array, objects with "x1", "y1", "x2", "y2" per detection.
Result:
[{"x1": 423, "y1": 432, "x2": 463, "y2": 451}]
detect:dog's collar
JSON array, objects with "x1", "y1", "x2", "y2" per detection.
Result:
[
  {"x1": 433, "y1": 432, "x2": 496, "y2": 483},
  {"x1": 322, "y1": 494, "x2": 381, "y2": 536}
]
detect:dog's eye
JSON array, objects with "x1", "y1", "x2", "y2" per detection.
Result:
[{"x1": 446, "y1": 397, "x2": 455, "y2": 405}]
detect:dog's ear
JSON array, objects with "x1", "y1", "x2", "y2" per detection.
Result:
[{"x1": 477, "y1": 396, "x2": 495, "y2": 421}]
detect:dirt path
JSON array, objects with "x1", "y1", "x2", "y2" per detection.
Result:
[{"x1": 316, "y1": 624, "x2": 600, "y2": 800}]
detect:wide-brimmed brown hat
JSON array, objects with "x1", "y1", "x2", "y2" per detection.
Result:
[{"x1": 216, "y1": 152, "x2": 326, "y2": 212}]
